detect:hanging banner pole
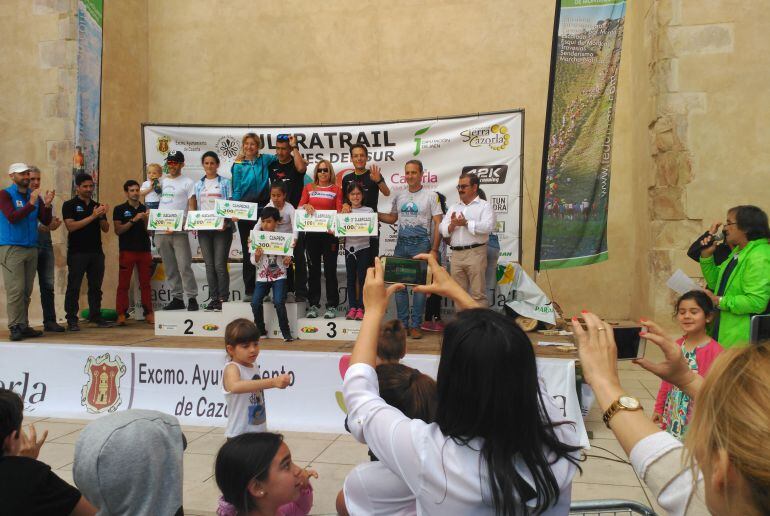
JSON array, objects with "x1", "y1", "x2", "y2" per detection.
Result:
[{"x1": 535, "y1": 0, "x2": 627, "y2": 270}]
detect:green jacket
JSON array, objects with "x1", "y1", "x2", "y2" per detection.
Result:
[{"x1": 700, "y1": 238, "x2": 770, "y2": 348}]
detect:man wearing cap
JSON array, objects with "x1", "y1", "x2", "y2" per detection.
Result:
[
  {"x1": 63, "y1": 173, "x2": 111, "y2": 330},
  {"x1": 156, "y1": 150, "x2": 198, "y2": 311},
  {"x1": 439, "y1": 172, "x2": 496, "y2": 305},
  {"x1": 0, "y1": 163, "x2": 54, "y2": 341}
]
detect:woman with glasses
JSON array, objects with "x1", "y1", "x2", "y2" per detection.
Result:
[
  {"x1": 298, "y1": 160, "x2": 343, "y2": 319},
  {"x1": 698, "y1": 205, "x2": 770, "y2": 347}
]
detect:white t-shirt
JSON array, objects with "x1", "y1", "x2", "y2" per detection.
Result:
[
  {"x1": 141, "y1": 179, "x2": 161, "y2": 204},
  {"x1": 223, "y1": 361, "x2": 267, "y2": 438},
  {"x1": 159, "y1": 175, "x2": 195, "y2": 212},
  {"x1": 198, "y1": 177, "x2": 224, "y2": 211},
  {"x1": 264, "y1": 201, "x2": 296, "y2": 234},
  {"x1": 251, "y1": 248, "x2": 288, "y2": 282},
  {"x1": 344, "y1": 461, "x2": 416, "y2": 516},
  {"x1": 391, "y1": 188, "x2": 442, "y2": 240}
]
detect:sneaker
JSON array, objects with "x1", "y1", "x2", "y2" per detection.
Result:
[
  {"x1": 67, "y1": 320, "x2": 81, "y2": 332},
  {"x1": 144, "y1": 312, "x2": 155, "y2": 325},
  {"x1": 409, "y1": 327, "x2": 423, "y2": 340},
  {"x1": 258, "y1": 328, "x2": 268, "y2": 340},
  {"x1": 116, "y1": 314, "x2": 127, "y2": 326},
  {"x1": 432, "y1": 320, "x2": 446, "y2": 332},
  {"x1": 355, "y1": 309, "x2": 365, "y2": 321},
  {"x1": 345, "y1": 308, "x2": 357, "y2": 320},
  {"x1": 9, "y1": 325, "x2": 24, "y2": 341},
  {"x1": 21, "y1": 325, "x2": 43, "y2": 338},
  {"x1": 163, "y1": 298, "x2": 185, "y2": 311},
  {"x1": 90, "y1": 318, "x2": 114, "y2": 328},
  {"x1": 420, "y1": 321, "x2": 436, "y2": 332},
  {"x1": 283, "y1": 335, "x2": 295, "y2": 342},
  {"x1": 323, "y1": 307, "x2": 337, "y2": 319},
  {"x1": 204, "y1": 300, "x2": 221, "y2": 312},
  {"x1": 43, "y1": 321, "x2": 65, "y2": 332},
  {"x1": 306, "y1": 305, "x2": 319, "y2": 318},
  {"x1": 187, "y1": 298, "x2": 199, "y2": 311}
]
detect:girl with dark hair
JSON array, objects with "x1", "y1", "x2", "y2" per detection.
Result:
[
  {"x1": 343, "y1": 255, "x2": 582, "y2": 515},
  {"x1": 342, "y1": 181, "x2": 373, "y2": 320},
  {"x1": 652, "y1": 290, "x2": 722, "y2": 440},
  {"x1": 194, "y1": 151, "x2": 233, "y2": 311},
  {"x1": 215, "y1": 433, "x2": 317, "y2": 516},
  {"x1": 337, "y1": 364, "x2": 437, "y2": 516},
  {"x1": 699, "y1": 204, "x2": 770, "y2": 347}
]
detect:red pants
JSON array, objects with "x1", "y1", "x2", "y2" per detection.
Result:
[{"x1": 116, "y1": 251, "x2": 153, "y2": 315}]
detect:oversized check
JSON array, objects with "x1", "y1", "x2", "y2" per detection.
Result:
[{"x1": 148, "y1": 209, "x2": 184, "y2": 231}]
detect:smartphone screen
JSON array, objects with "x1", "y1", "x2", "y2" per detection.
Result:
[
  {"x1": 613, "y1": 326, "x2": 645, "y2": 360},
  {"x1": 382, "y1": 257, "x2": 428, "y2": 286}
]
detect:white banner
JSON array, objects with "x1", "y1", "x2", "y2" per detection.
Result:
[
  {"x1": 0, "y1": 343, "x2": 586, "y2": 446},
  {"x1": 143, "y1": 111, "x2": 522, "y2": 263}
]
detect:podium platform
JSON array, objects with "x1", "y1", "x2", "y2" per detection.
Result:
[{"x1": 154, "y1": 301, "x2": 364, "y2": 340}]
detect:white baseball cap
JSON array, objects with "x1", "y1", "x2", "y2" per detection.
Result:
[{"x1": 8, "y1": 163, "x2": 30, "y2": 175}]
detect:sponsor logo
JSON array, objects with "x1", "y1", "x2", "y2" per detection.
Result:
[
  {"x1": 461, "y1": 165, "x2": 508, "y2": 184},
  {"x1": 202, "y1": 324, "x2": 219, "y2": 331},
  {"x1": 412, "y1": 125, "x2": 449, "y2": 156},
  {"x1": 216, "y1": 135, "x2": 240, "y2": 159},
  {"x1": 495, "y1": 220, "x2": 506, "y2": 233},
  {"x1": 491, "y1": 195, "x2": 508, "y2": 213},
  {"x1": 81, "y1": 353, "x2": 127, "y2": 414},
  {"x1": 460, "y1": 124, "x2": 510, "y2": 151},
  {"x1": 300, "y1": 326, "x2": 319, "y2": 333},
  {"x1": 157, "y1": 136, "x2": 170, "y2": 154},
  {"x1": 390, "y1": 171, "x2": 439, "y2": 185}
]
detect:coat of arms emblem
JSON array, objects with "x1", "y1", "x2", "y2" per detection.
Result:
[
  {"x1": 81, "y1": 353, "x2": 127, "y2": 413},
  {"x1": 157, "y1": 136, "x2": 171, "y2": 154}
]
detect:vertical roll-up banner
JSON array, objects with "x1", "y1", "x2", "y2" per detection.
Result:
[
  {"x1": 535, "y1": 0, "x2": 626, "y2": 270},
  {"x1": 74, "y1": 0, "x2": 103, "y2": 198}
]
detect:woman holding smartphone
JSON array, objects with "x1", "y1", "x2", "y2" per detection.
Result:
[{"x1": 298, "y1": 160, "x2": 343, "y2": 319}]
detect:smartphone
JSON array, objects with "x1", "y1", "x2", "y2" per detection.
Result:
[
  {"x1": 613, "y1": 326, "x2": 645, "y2": 360},
  {"x1": 380, "y1": 257, "x2": 431, "y2": 286}
]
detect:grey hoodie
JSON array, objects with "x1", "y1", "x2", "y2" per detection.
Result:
[{"x1": 73, "y1": 409, "x2": 184, "y2": 516}]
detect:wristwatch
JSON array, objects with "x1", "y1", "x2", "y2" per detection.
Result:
[
  {"x1": 376, "y1": 178, "x2": 385, "y2": 185},
  {"x1": 602, "y1": 395, "x2": 642, "y2": 428}
]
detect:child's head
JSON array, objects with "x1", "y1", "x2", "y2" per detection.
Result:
[
  {"x1": 260, "y1": 206, "x2": 282, "y2": 232},
  {"x1": 675, "y1": 290, "x2": 714, "y2": 334},
  {"x1": 147, "y1": 163, "x2": 162, "y2": 180},
  {"x1": 270, "y1": 183, "x2": 287, "y2": 207},
  {"x1": 215, "y1": 433, "x2": 303, "y2": 514},
  {"x1": 225, "y1": 319, "x2": 261, "y2": 364},
  {"x1": 0, "y1": 388, "x2": 23, "y2": 456},
  {"x1": 345, "y1": 181, "x2": 364, "y2": 208},
  {"x1": 377, "y1": 319, "x2": 407, "y2": 365},
  {"x1": 376, "y1": 363, "x2": 437, "y2": 423}
]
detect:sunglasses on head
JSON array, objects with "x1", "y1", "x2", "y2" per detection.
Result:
[{"x1": 276, "y1": 134, "x2": 290, "y2": 142}]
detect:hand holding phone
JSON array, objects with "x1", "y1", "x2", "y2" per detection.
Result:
[{"x1": 380, "y1": 257, "x2": 432, "y2": 286}]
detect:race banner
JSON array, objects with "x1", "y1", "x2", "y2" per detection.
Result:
[
  {"x1": 0, "y1": 343, "x2": 587, "y2": 446},
  {"x1": 294, "y1": 210, "x2": 337, "y2": 233},
  {"x1": 249, "y1": 230, "x2": 294, "y2": 256},
  {"x1": 184, "y1": 210, "x2": 225, "y2": 230},
  {"x1": 142, "y1": 111, "x2": 522, "y2": 264},
  {"x1": 535, "y1": 0, "x2": 626, "y2": 270},
  {"x1": 335, "y1": 213, "x2": 378, "y2": 237},
  {"x1": 215, "y1": 199, "x2": 259, "y2": 220},
  {"x1": 148, "y1": 209, "x2": 184, "y2": 231},
  {"x1": 74, "y1": 0, "x2": 103, "y2": 197}
]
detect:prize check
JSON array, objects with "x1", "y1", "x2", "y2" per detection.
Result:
[
  {"x1": 148, "y1": 209, "x2": 184, "y2": 231},
  {"x1": 215, "y1": 199, "x2": 259, "y2": 220},
  {"x1": 184, "y1": 210, "x2": 225, "y2": 230},
  {"x1": 249, "y1": 230, "x2": 293, "y2": 256},
  {"x1": 335, "y1": 213, "x2": 378, "y2": 237},
  {"x1": 293, "y1": 210, "x2": 337, "y2": 233}
]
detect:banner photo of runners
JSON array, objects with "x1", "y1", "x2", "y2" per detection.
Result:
[
  {"x1": 74, "y1": 0, "x2": 103, "y2": 198},
  {"x1": 535, "y1": 0, "x2": 627, "y2": 270},
  {"x1": 142, "y1": 112, "x2": 522, "y2": 305}
]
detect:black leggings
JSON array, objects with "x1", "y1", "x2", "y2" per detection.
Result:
[
  {"x1": 306, "y1": 232, "x2": 339, "y2": 308},
  {"x1": 425, "y1": 293, "x2": 443, "y2": 321}
]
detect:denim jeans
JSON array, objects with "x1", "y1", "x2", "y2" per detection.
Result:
[
  {"x1": 394, "y1": 236, "x2": 431, "y2": 329},
  {"x1": 37, "y1": 244, "x2": 56, "y2": 323},
  {"x1": 198, "y1": 229, "x2": 232, "y2": 302},
  {"x1": 345, "y1": 247, "x2": 370, "y2": 309},
  {"x1": 251, "y1": 278, "x2": 291, "y2": 339}
]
